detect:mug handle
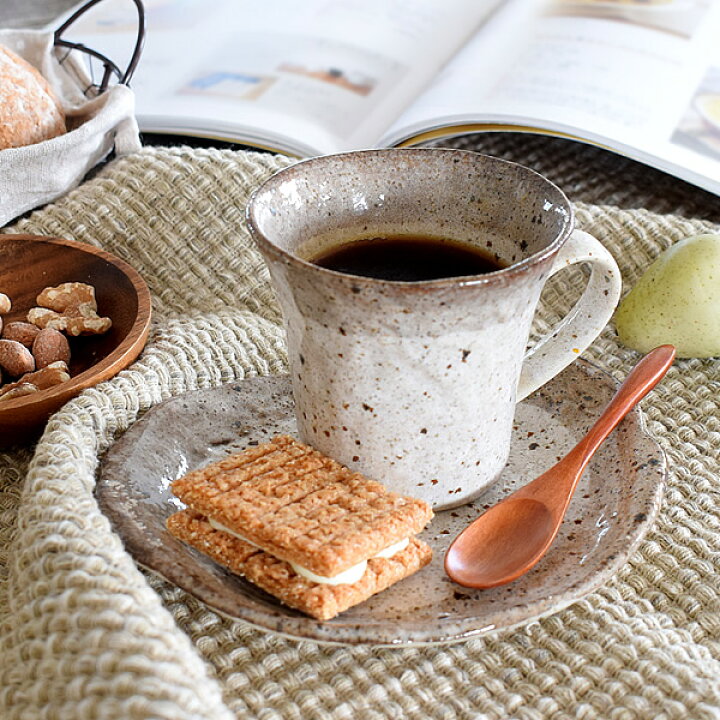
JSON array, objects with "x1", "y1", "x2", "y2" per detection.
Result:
[{"x1": 516, "y1": 229, "x2": 621, "y2": 402}]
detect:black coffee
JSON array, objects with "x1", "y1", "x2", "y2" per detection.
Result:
[{"x1": 310, "y1": 235, "x2": 506, "y2": 281}]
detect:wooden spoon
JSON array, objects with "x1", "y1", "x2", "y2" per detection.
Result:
[{"x1": 445, "y1": 345, "x2": 676, "y2": 589}]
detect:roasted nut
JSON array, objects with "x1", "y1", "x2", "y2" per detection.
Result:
[
  {"x1": 27, "y1": 306, "x2": 65, "y2": 330},
  {"x1": 64, "y1": 303, "x2": 112, "y2": 336},
  {"x1": 28, "y1": 301, "x2": 111, "y2": 336},
  {"x1": 0, "y1": 339, "x2": 35, "y2": 376},
  {"x1": 0, "y1": 383, "x2": 39, "y2": 401},
  {"x1": 32, "y1": 327, "x2": 70, "y2": 369},
  {"x1": 37, "y1": 282, "x2": 96, "y2": 312},
  {"x1": 0, "y1": 363, "x2": 70, "y2": 396},
  {"x1": 0, "y1": 293, "x2": 10, "y2": 314},
  {"x1": 26, "y1": 364, "x2": 70, "y2": 390},
  {"x1": 43, "y1": 360, "x2": 68, "y2": 373},
  {"x1": 3, "y1": 321, "x2": 41, "y2": 347}
]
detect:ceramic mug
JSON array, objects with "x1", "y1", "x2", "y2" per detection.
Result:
[{"x1": 246, "y1": 149, "x2": 621, "y2": 510}]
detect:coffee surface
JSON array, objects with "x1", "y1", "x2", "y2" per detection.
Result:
[{"x1": 310, "y1": 235, "x2": 506, "y2": 281}]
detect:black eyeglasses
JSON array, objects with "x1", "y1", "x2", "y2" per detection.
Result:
[{"x1": 53, "y1": 0, "x2": 146, "y2": 95}]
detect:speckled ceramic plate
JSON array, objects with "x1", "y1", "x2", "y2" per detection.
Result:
[{"x1": 96, "y1": 360, "x2": 666, "y2": 646}]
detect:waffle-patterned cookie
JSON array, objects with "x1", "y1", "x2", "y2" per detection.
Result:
[{"x1": 167, "y1": 435, "x2": 433, "y2": 620}]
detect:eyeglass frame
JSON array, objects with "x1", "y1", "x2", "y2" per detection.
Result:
[{"x1": 53, "y1": 0, "x2": 146, "y2": 95}]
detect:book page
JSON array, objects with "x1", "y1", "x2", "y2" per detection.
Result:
[
  {"x1": 671, "y1": 43, "x2": 720, "y2": 177},
  {"x1": 384, "y1": 0, "x2": 720, "y2": 194},
  {"x1": 58, "y1": 0, "x2": 502, "y2": 155}
]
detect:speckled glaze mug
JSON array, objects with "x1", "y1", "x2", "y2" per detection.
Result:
[{"x1": 247, "y1": 149, "x2": 621, "y2": 509}]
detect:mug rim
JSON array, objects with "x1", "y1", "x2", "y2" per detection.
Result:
[{"x1": 246, "y1": 148, "x2": 575, "y2": 291}]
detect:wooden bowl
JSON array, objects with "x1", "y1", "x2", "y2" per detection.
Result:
[{"x1": 0, "y1": 234, "x2": 152, "y2": 446}]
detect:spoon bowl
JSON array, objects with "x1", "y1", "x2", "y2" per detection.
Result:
[
  {"x1": 445, "y1": 345, "x2": 676, "y2": 589},
  {"x1": 446, "y1": 498, "x2": 555, "y2": 588}
]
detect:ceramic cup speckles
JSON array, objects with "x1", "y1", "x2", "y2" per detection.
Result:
[{"x1": 246, "y1": 149, "x2": 621, "y2": 509}]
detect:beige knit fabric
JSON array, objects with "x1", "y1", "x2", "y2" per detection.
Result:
[{"x1": 0, "y1": 146, "x2": 719, "y2": 720}]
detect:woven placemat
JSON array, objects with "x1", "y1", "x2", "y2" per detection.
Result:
[{"x1": 1, "y1": 146, "x2": 719, "y2": 720}]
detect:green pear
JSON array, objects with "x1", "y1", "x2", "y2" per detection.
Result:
[{"x1": 615, "y1": 233, "x2": 720, "y2": 358}]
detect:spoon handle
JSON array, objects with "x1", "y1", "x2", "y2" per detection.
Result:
[{"x1": 561, "y1": 345, "x2": 676, "y2": 480}]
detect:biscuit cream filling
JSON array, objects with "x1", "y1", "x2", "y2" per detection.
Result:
[{"x1": 208, "y1": 518, "x2": 409, "y2": 586}]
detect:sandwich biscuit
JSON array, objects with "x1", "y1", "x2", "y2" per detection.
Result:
[{"x1": 167, "y1": 434, "x2": 433, "y2": 620}]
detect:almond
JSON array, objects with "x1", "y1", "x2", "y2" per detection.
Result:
[
  {"x1": 0, "y1": 339, "x2": 35, "y2": 376},
  {"x1": 0, "y1": 293, "x2": 10, "y2": 314},
  {"x1": 3, "y1": 321, "x2": 40, "y2": 347},
  {"x1": 32, "y1": 327, "x2": 70, "y2": 369}
]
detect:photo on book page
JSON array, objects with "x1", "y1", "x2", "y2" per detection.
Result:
[
  {"x1": 672, "y1": 66, "x2": 720, "y2": 161},
  {"x1": 545, "y1": 0, "x2": 710, "y2": 37},
  {"x1": 175, "y1": 32, "x2": 407, "y2": 138},
  {"x1": 179, "y1": 73, "x2": 277, "y2": 102}
]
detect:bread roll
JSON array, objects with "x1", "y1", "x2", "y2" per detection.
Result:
[{"x1": 0, "y1": 44, "x2": 66, "y2": 151}]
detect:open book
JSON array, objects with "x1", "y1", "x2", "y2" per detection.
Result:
[{"x1": 59, "y1": 0, "x2": 720, "y2": 195}]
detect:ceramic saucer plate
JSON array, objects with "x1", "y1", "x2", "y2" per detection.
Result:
[{"x1": 96, "y1": 359, "x2": 666, "y2": 646}]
